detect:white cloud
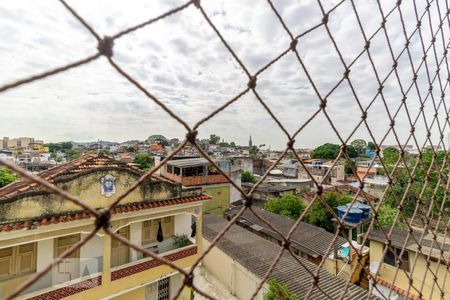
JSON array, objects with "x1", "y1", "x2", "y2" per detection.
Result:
[{"x1": 0, "y1": 0, "x2": 447, "y2": 149}]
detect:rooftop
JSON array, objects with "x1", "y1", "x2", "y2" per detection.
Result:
[
  {"x1": 301, "y1": 184, "x2": 377, "y2": 203},
  {"x1": 368, "y1": 227, "x2": 450, "y2": 261},
  {"x1": 203, "y1": 215, "x2": 371, "y2": 299},
  {"x1": 166, "y1": 158, "x2": 210, "y2": 168},
  {"x1": 224, "y1": 206, "x2": 347, "y2": 257},
  {"x1": 0, "y1": 152, "x2": 160, "y2": 201},
  {"x1": 241, "y1": 182, "x2": 297, "y2": 193}
]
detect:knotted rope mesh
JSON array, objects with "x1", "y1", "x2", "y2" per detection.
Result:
[{"x1": 0, "y1": 0, "x2": 449, "y2": 299}]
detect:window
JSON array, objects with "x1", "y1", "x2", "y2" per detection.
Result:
[
  {"x1": 384, "y1": 246, "x2": 410, "y2": 272},
  {"x1": 142, "y1": 217, "x2": 174, "y2": 245},
  {"x1": 157, "y1": 277, "x2": 170, "y2": 300},
  {"x1": 111, "y1": 226, "x2": 130, "y2": 267},
  {"x1": 0, "y1": 243, "x2": 37, "y2": 280}
]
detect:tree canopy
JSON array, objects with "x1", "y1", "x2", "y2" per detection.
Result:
[
  {"x1": 264, "y1": 279, "x2": 298, "y2": 300},
  {"x1": 241, "y1": 171, "x2": 257, "y2": 183},
  {"x1": 312, "y1": 143, "x2": 340, "y2": 159},
  {"x1": 208, "y1": 134, "x2": 221, "y2": 145},
  {"x1": 265, "y1": 195, "x2": 306, "y2": 220},
  {"x1": 350, "y1": 139, "x2": 367, "y2": 154},
  {"x1": 0, "y1": 168, "x2": 18, "y2": 188},
  {"x1": 133, "y1": 154, "x2": 154, "y2": 170},
  {"x1": 382, "y1": 147, "x2": 400, "y2": 165},
  {"x1": 305, "y1": 192, "x2": 350, "y2": 232},
  {"x1": 44, "y1": 142, "x2": 73, "y2": 153}
]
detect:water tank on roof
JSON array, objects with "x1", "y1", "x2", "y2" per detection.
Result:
[
  {"x1": 337, "y1": 205, "x2": 363, "y2": 223},
  {"x1": 349, "y1": 203, "x2": 371, "y2": 219}
]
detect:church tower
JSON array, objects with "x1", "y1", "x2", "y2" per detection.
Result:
[{"x1": 249, "y1": 134, "x2": 253, "y2": 148}]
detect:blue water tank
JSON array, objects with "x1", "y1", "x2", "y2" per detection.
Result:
[
  {"x1": 337, "y1": 205, "x2": 363, "y2": 223},
  {"x1": 350, "y1": 203, "x2": 371, "y2": 219}
]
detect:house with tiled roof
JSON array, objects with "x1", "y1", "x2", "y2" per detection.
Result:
[
  {"x1": 202, "y1": 215, "x2": 372, "y2": 300},
  {"x1": 224, "y1": 207, "x2": 369, "y2": 284},
  {"x1": 368, "y1": 227, "x2": 450, "y2": 300},
  {"x1": 0, "y1": 152, "x2": 210, "y2": 300}
]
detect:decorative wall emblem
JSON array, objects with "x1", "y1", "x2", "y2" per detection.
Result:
[{"x1": 101, "y1": 175, "x2": 116, "y2": 197}]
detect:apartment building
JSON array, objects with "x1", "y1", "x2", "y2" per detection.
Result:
[
  {"x1": 162, "y1": 158, "x2": 231, "y2": 215},
  {"x1": 0, "y1": 153, "x2": 209, "y2": 299}
]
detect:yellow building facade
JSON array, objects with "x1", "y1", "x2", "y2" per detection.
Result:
[
  {"x1": 0, "y1": 153, "x2": 209, "y2": 300},
  {"x1": 368, "y1": 228, "x2": 450, "y2": 300}
]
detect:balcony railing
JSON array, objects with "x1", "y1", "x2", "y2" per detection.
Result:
[{"x1": 17, "y1": 244, "x2": 198, "y2": 299}]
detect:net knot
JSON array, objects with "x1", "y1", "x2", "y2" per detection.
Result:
[
  {"x1": 185, "y1": 130, "x2": 198, "y2": 144},
  {"x1": 322, "y1": 13, "x2": 329, "y2": 24},
  {"x1": 410, "y1": 126, "x2": 415, "y2": 133},
  {"x1": 95, "y1": 208, "x2": 111, "y2": 230},
  {"x1": 244, "y1": 195, "x2": 253, "y2": 207},
  {"x1": 364, "y1": 41, "x2": 370, "y2": 50},
  {"x1": 287, "y1": 139, "x2": 295, "y2": 149},
  {"x1": 319, "y1": 100, "x2": 327, "y2": 109},
  {"x1": 184, "y1": 273, "x2": 194, "y2": 287},
  {"x1": 282, "y1": 239, "x2": 291, "y2": 250},
  {"x1": 290, "y1": 39, "x2": 298, "y2": 51},
  {"x1": 97, "y1": 36, "x2": 114, "y2": 58},
  {"x1": 343, "y1": 68, "x2": 350, "y2": 79},
  {"x1": 193, "y1": 0, "x2": 201, "y2": 8},
  {"x1": 247, "y1": 76, "x2": 257, "y2": 89},
  {"x1": 316, "y1": 185, "x2": 323, "y2": 196},
  {"x1": 361, "y1": 111, "x2": 367, "y2": 120}
]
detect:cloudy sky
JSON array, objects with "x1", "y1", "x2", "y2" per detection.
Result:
[{"x1": 0, "y1": 0, "x2": 448, "y2": 149}]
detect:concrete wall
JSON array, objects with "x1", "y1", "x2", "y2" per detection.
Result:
[
  {"x1": 0, "y1": 169, "x2": 182, "y2": 223},
  {"x1": 202, "y1": 238, "x2": 265, "y2": 300},
  {"x1": 202, "y1": 184, "x2": 230, "y2": 215}
]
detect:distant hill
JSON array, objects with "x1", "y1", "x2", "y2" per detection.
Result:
[{"x1": 147, "y1": 135, "x2": 168, "y2": 143}]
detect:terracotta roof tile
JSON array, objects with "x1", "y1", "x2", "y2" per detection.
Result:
[
  {"x1": 0, "y1": 152, "x2": 148, "y2": 200},
  {"x1": 0, "y1": 194, "x2": 211, "y2": 233}
]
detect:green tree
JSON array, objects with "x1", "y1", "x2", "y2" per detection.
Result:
[
  {"x1": 264, "y1": 279, "x2": 298, "y2": 300},
  {"x1": 241, "y1": 171, "x2": 257, "y2": 183},
  {"x1": 350, "y1": 139, "x2": 367, "y2": 154},
  {"x1": 65, "y1": 149, "x2": 81, "y2": 160},
  {"x1": 208, "y1": 134, "x2": 221, "y2": 145},
  {"x1": 346, "y1": 145, "x2": 359, "y2": 158},
  {"x1": 305, "y1": 192, "x2": 350, "y2": 232},
  {"x1": 154, "y1": 138, "x2": 169, "y2": 147},
  {"x1": 230, "y1": 142, "x2": 236, "y2": 147},
  {"x1": 344, "y1": 160, "x2": 356, "y2": 174},
  {"x1": 133, "y1": 154, "x2": 153, "y2": 170},
  {"x1": 382, "y1": 147, "x2": 400, "y2": 165},
  {"x1": 265, "y1": 195, "x2": 306, "y2": 220},
  {"x1": 376, "y1": 204, "x2": 402, "y2": 229},
  {"x1": 311, "y1": 143, "x2": 340, "y2": 159},
  {"x1": 367, "y1": 141, "x2": 376, "y2": 151},
  {"x1": 249, "y1": 145, "x2": 259, "y2": 155},
  {"x1": 0, "y1": 168, "x2": 18, "y2": 188}
]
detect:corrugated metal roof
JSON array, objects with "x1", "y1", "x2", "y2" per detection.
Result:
[{"x1": 203, "y1": 215, "x2": 372, "y2": 300}]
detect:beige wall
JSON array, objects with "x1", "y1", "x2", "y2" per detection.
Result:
[
  {"x1": 370, "y1": 240, "x2": 450, "y2": 300},
  {"x1": 202, "y1": 238, "x2": 265, "y2": 300},
  {"x1": 0, "y1": 169, "x2": 181, "y2": 222}
]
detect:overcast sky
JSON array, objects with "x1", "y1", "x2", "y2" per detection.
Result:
[{"x1": 0, "y1": 0, "x2": 448, "y2": 149}]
